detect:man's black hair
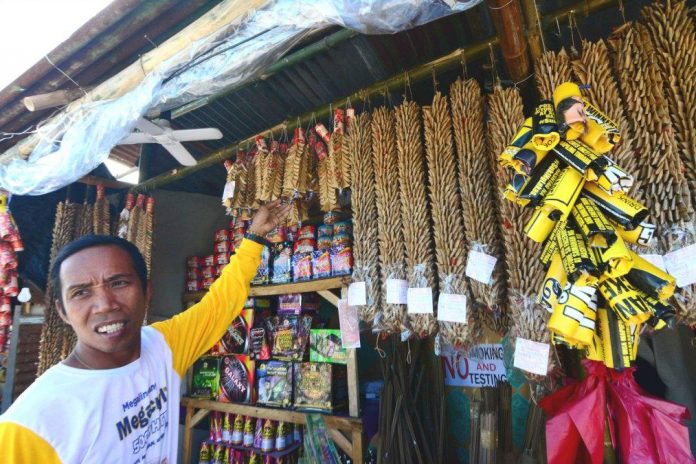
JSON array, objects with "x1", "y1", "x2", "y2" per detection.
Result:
[{"x1": 50, "y1": 235, "x2": 148, "y2": 309}]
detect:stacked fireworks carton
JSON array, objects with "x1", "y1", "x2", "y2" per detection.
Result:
[
  {"x1": 185, "y1": 225, "x2": 235, "y2": 292},
  {"x1": 184, "y1": 220, "x2": 352, "y2": 294}
]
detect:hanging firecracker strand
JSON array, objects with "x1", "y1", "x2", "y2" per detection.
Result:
[
  {"x1": 642, "y1": 1, "x2": 696, "y2": 208},
  {"x1": 423, "y1": 92, "x2": 478, "y2": 349},
  {"x1": 394, "y1": 99, "x2": 438, "y2": 337},
  {"x1": 610, "y1": 24, "x2": 691, "y2": 242},
  {"x1": 571, "y1": 39, "x2": 641, "y2": 196},
  {"x1": 348, "y1": 112, "x2": 382, "y2": 323},
  {"x1": 450, "y1": 77, "x2": 509, "y2": 335},
  {"x1": 92, "y1": 184, "x2": 111, "y2": 235},
  {"x1": 372, "y1": 106, "x2": 407, "y2": 334},
  {"x1": 535, "y1": 48, "x2": 572, "y2": 101}
]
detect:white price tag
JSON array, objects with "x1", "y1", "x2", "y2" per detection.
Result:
[
  {"x1": 222, "y1": 181, "x2": 236, "y2": 200},
  {"x1": 465, "y1": 250, "x2": 497, "y2": 284},
  {"x1": 664, "y1": 243, "x2": 696, "y2": 287},
  {"x1": 437, "y1": 293, "x2": 468, "y2": 323},
  {"x1": 386, "y1": 279, "x2": 408, "y2": 304},
  {"x1": 639, "y1": 254, "x2": 667, "y2": 272},
  {"x1": 513, "y1": 338, "x2": 550, "y2": 376},
  {"x1": 407, "y1": 287, "x2": 433, "y2": 314},
  {"x1": 347, "y1": 282, "x2": 367, "y2": 306}
]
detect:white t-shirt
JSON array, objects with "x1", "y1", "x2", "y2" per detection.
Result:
[{"x1": 4, "y1": 327, "x2": 178, "y2": 464}]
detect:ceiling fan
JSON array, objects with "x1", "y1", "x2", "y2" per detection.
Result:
[{"x1": 118, "y1": 118, "x2": 223, "y2": 166}]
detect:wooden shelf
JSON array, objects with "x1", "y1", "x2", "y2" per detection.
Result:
[
  {"x1": 182, "y1": 397, "x2": 364, "y2": 464},
  {"x1": 181, "y1": 398, "x2": 361, "y2": 432},
  {"x1": 183, "y1": 276, "x2": 348, "y2": 303}
]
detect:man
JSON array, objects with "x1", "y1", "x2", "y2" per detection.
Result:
[{"x1": 0, "y1": 199, "x2": 290, "y2": 463}]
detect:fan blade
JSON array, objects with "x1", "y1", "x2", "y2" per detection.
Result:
[
  {"x1": 162, "y1": 142, "x2": 197, "y2": 166},
  {"x1": 171, "y1": 128, "x2": 223, "y2": 142},
  {"x1": 119, "y1": 133, "x2": 156, "y2": 144},
  {"x1": 135, "y1": 117, "x2": 165, "y2": 135}
]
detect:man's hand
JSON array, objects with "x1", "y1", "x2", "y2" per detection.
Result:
[{"x1": 247, "y1": 200, "x2": 292, "y2": 237}]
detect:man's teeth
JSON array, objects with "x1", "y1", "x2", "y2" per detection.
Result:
[{"x1": 97, "y1": 322, "x2": 125, "y2": 334}]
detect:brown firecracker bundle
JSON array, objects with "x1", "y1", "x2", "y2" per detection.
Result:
[
  {"x1": 253, "y1": 137, "x2": 285, "y2": 205},
  {"x1": 327, "y1": 109, "x2": 348, "y2": 191},
  {"x1": 571, "y1": 39, "x2": 641, "y2": 196},
  {"x1": 311, "y1": 125, "x2": 339, "y2": 212},
  {"x1": 341, "y1": 109, "x2": 353, "y2": 189},
  {"x1": 535, "y1": 48, "x2": 572, "y2": 100},
  {"x1": 282, "y1": 128, "x2": 310, "y2": 225},
  {"x1": 642, "y1": 0, "x2": 696, "y2": 209},
  {"x1": 38, "y1": 201, "x2": 85, "y2": 375},
  {"x1": 254, "y1": 136, "x2": 270, "y2": 204},
  {"x1": 347, "y1": 112, "x2": 381, "y2": 323},
  {"x1": 610, "y1": 24, "x2": 692, "y2": 244},
  {"x1": 450, "y1": 77, "x2": 508, "y2": 335},
  {"x1": 221, "y1": 152, "x2": 244, "y2": 216},
  {"x1": 488, "y1": 86, "x2": 550, "y2": 376},
  {"x1": 394, "y1": 100, "x2": 438, "y2": 337},
  {"x1": 612, "y1": 14, "x2": 696, "y2": 325},
  {"x1": 92, "y1": 184, "x2": 110, "y2": 235},
  {"x1": 423, "y1": 92, "x2": 478, "y2": 349},
  {"x1": 242, "y1": 149, "x2": 257, "y2": 220},
  {"x1": 488, "y1": 87, "x2": 545, "y2": 304},
  {"x1": 126, "y1": 194, "x2": 145, "y2": 245},
  {"x1": 268, "y1": 140, "x2": 286, "y2": 201},
  {"x1": 372, "y1": 106, "x2": 407, "y2": 334}
]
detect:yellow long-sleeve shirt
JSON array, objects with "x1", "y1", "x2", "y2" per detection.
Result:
[{"x1": 0, "y1": 238, "x2": 262, "y2": 463}]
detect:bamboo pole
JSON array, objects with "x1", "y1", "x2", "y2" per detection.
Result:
[
  {"x1": 0, "y1": 0, "x2": 270, "y2": 163},
  {"x1": 133, "y1": 0, "x2": 621, "y2": 193},
  {"x1": 486, "y1": 0, "x2": 530, "y2": 82},
  {"x1": 521, "y1": 0, "x2": 544, "y2": 60}
]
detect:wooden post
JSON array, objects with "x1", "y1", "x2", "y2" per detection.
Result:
[
  {"x1": 341, "y1": 286, "x2": 361, "y2": 419},
  {"x1": 183, "y1": 404, "x2": 194, "y2": 464},
  {"x1": 352, "y1": 427, "x2": 365, "y2": 464}
]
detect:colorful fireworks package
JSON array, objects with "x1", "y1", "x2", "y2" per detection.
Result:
[
  {"x1": 256, "y1": 361, "x2": 294, "y2": 408},
  {"x1": 218, "y1": 355, "x2": 256, "y2": 404}
]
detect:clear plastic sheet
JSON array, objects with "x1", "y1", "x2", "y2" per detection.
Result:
[{"x1": 0, "y1": 0, "x2": 481, "y2": 195}]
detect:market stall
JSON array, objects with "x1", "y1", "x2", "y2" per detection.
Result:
[{"x1": 1, "y1": 0, "x2": 696, "y2": 463}]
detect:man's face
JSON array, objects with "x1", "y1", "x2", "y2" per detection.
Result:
[{"x1": 56, "y1": 245, "x2": 149, "y2": 365}]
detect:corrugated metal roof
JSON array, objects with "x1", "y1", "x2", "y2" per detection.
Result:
[{"x1": 0, "y1": 0, "x2": 224, "y2": 154}]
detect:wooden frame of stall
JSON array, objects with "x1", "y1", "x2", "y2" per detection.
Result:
[{"x1": 180, "y1": 276, "x2": 364, "y2": 464}]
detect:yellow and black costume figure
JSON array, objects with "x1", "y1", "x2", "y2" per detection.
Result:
[{"x1": 499, "y1": 82, "x2": 676, "y2": 369}]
